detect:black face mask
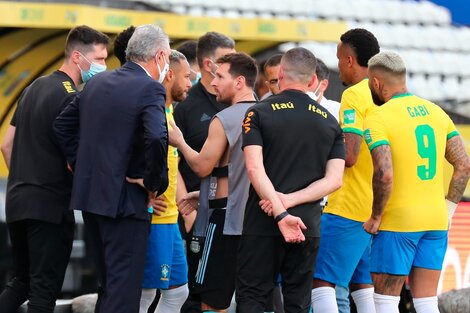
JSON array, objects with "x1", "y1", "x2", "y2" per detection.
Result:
[{"x1": 371, "y1": 88, "x2": 385, "y2": 106}]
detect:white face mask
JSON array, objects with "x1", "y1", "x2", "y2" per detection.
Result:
[
  {"x1": 208, "y1": 59, "x2": 219, "y2": 78},
  {"x1": 156, "y1": 52, "x2": 169, "y2": 84},
  {"x1": 307, "y1": 83, "x2": 322, "y2": 101},
  {"x1": 306, "y1": 91, "x2": 319, "y2": 101}
]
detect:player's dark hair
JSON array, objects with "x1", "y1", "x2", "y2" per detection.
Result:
[
  {"x1": 113, "y1": 26, "x2": 136, "y2": 65},
  {"x1": 216, "y1": 52, "x2": 258, "y2": 88},
  {"x1": 340, "y1": 28, "x2": 380, "y2": 67},
  {"x1": 65, "y1": 25, "x2": 109, "y2": 58}
]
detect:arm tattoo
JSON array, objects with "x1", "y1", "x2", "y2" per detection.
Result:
[
  {"x1": 371, "y1": 145, "x2": 393, "y2": 218},
  {"x1": 445, "y1": 136, "x2": 470, "y2": 202},
  {"x1": 344, "y1": 132, "x2": 362, "y2": 167}
]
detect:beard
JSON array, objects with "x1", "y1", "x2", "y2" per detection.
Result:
[
  {"x1": 215, "y1": 89, "x2": 234, "y2": 105},
  {"x1": 216, "y1": 94, "x2": 232, "y2": 105},
  {"x1": 371, "y1": 88, "x2": 385, "y2": 106},
  {"x1": 171, "y1": 86, "x2": 187, "y2": 103}
]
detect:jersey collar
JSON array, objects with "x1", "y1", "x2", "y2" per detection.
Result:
[{"x1": 391, "y1": 92, "x2": 413, "y2": 100}]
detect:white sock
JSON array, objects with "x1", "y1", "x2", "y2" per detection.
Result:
[
  {"x1": 351, "y1": 288, "x2": 376, "y2": 313},
  {"x1": 155, "y1": 284, "x2": 189, "y2": 313},
  {"x1": 312, "y1": 287, "x2": 338, "y2": 313},
  {"x1": 413, "y1": 296, "x2": 439, "y2": 313},
  {"x1": 373, "y1": 293, "x2": 400, "y2": 313},
  {"x1": 140, "y1": 288, "x2": 157, "y2": 313}
]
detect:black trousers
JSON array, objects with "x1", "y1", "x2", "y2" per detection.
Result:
[
  {"x1": 82, "y1": 212, "x2": 150, "y2": 313},
  {"x1": 0, "y1": 219, "x2": 74, "y2": 313},
  {"x1": 236, "y1": 235, "x2": 320, "y2": 313}
]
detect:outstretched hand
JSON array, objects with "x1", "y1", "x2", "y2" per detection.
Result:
[
  {"x1": 278, "y1": 215, "x2": 307, "y2": 243},
  {"x1": 177, "y1": 191, "x2": 199, "y2": 216},
  {"x1": 168, "y1": 119, "x2": 184, "y2": 148}
]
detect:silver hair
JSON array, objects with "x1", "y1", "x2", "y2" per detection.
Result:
[
  {"x1": 368, "y1": 51, "x2": 406, "y2": 75},
  {"x1": 126, "y1": 24, "x2": 169, "y2": 63}
]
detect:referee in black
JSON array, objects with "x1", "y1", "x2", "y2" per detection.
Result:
[
  {"x1": 0, "y1": 26, "x2": 108, "y2": 313},
  {"x1": 236, "y1": 47, "x2": 345, "y2": 313}
]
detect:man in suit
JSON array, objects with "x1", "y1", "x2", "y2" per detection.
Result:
[
  {"x1": 54, "y1": 24, "x2": 170, "y2": 313},
  {"x1": 0, "y1": 25, "x2": 108, "y2": 313}
]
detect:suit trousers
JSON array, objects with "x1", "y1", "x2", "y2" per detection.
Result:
[
  {"x1": 82, "y1": 212, "x2": 150, "y2": 313},
  {"x1": 0, "y1": 219, "x2": 74, "y2": 313}
]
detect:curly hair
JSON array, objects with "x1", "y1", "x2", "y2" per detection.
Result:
[
  {"x1": 340, "y1": 28, "x2": 380, "y2": 67},
  {"x1": 113, "y1": 26, "x2": 135, "y2": 65}
]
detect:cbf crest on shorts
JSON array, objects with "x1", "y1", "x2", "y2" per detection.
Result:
[{"x1": 160, "y1": 264, "x2": 170, "y2": 281}]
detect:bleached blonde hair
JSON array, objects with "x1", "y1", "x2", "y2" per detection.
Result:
[{"x1": 368, "y1": 51, "x2": 406, "y2": 76}]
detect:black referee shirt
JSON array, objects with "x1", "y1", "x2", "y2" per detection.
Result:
[
  {"x1": 242, "y1": 89, "x2": 345, "y2": 237},
  {"x1": 6, "y1": 71, "x2": 77, "y2": 224},
  {"x1": 173, "y1": 81, "x2": 228, "y2": 192}
]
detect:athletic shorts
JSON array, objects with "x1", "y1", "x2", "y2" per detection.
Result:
[
  {"x1": 314, "y1": 213, "x2": 373, "y2": 287},
  {"x1": 142, "y1": 223, "x2": 188, "y2": 289},
  {"x1": 370, "y1": 230, "x2": 448, "y2": 275},
  {"x1": 194, "y1": 209, "x2": 240, "y2": 310}
]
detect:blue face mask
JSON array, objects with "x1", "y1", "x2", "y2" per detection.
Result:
[
  {"x1": 78, "y1": 53, "x2": 107, "y2": 83},
  {"x1": 190, "y1": 69, "x2": 201, "y2": 86}
]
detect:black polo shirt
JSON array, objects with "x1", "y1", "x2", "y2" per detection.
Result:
[
  {"x1": 242, "y1": 89, "x2": 345, "y2": 237},
  {"x1": 6, "y1": 71, "x2": 77, "y2": 224},
  {"x1": 173, "y1": 81, "x2": 228, "y2": 192}
]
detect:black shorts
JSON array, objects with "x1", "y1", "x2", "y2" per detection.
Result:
[
  {"x1": 194, "y1": 209, "x2": 240, "y2": 310},
  {"x1": 236, "y1": 234, "x2": 320, "y2": 313}
]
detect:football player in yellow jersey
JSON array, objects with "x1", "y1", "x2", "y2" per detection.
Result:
[
  {"x1": 139, "y1": 50, "x2": 192, "y2": 313},
  {"x1": 363, "y1": 51, "x2": 470, "y2": 313},
  {"x1": 312, "y1": 28, "x2": 380, "y2": 313}
]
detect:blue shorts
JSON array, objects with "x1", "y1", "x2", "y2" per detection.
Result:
[
  {"x1": 142, "y1": 223, "x2": 188, "y2": 289},
  {"x1": 370, "y1": 230, "x2": 448, "y2": 275},
  {"x1": 314, "y1": 214, "x2": 372, "y2": 287}
]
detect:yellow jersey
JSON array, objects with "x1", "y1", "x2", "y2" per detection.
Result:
[
  {"x1": 325, "y1": 79, "x2": 376, "y2": 222},
  {"x1": 364, "y1": 93, "x2": 458, "y2": 231},
  {"x1": 152, "y1": 105, "x2": 179, "y2": 224}
]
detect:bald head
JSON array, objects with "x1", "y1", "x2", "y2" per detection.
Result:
[{"x1": 280, "y1": 47, "x2": 317, "y2": 85}]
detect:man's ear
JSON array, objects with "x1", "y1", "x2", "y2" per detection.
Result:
[
  {"x1": 307, "y1": 74, "x2": 318, "y2": 89},
  {"x1": 319, "y1": 78, "x2": 329, "y2": 93},
  {"x1": 236, "y1": 76, "x2": 246, "y2": 89},
  {"x1": 278, "y1": 66, "x2": 284, "y2": 81},
  {"x1": 71, "y1": 50, "x2": 81, "y2": 65},
  {"x1": 372, "y1": 76, "x2": 381, "y2": 91},
  {"x1": 166, "y1": 68, "x2": 174, "y2": 82},
  {"x1": 347, "y1": 55, "x2": 354, "y2": 68},
  {"x1": 202, "y1": 57, "x2": 213, "y2": 73}
]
